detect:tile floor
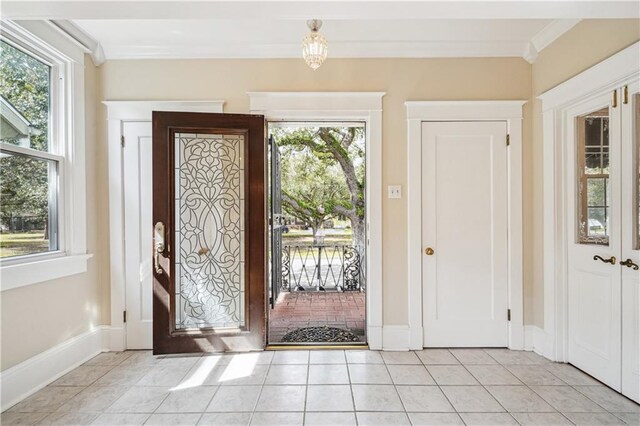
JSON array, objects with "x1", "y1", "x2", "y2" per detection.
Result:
[{"x1": 2, "y1": 349, "x2": 639, "y2": 425}]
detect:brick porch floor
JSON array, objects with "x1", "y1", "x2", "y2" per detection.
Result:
[{"x1": 269, "y1": 291, "x2": 366, "y2": 343}]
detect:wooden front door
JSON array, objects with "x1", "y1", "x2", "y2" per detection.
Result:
[{"x1": 152, "y1": 111, "x2": 265, "y2": 354}]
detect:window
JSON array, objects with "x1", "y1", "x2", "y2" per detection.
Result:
[
  {"x1": 577, "y1": 107, "x2": 610, "y2": 245},
  {"x1": 0, "y1": 20, "x2": 89, "y2": 291},
  {"x1": 0, "y1": 40, "x2": 59, "y2": 259}
]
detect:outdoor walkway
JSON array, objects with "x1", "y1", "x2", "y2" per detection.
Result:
[{"x1": 269, "y1": 291, "x2": 365, "y2": 343}]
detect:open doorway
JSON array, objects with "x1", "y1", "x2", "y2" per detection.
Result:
[{"x1": 268, "y1": 122, "x2": 367, "y2": 345}]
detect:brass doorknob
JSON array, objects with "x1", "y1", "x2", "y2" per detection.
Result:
[{"x1": 425, "y1": 247, "x2": 434, "y2": 256}]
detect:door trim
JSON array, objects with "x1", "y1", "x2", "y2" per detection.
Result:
[
  {"x1": 405, "y1": 100, "x2": 526, "y2": 350},
  {"x1": 249, "y1": 92, "x2": 384, "y2": 349},
  {"x1": 539, "y1": 41, "x2": 640, "y2": 363},
  {"x1": 105, "y1": 100, "x2": 225, "y2": 351}
]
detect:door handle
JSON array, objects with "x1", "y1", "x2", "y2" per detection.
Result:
[
  {"x1": 425, "y1": 247, "x2": 434, "y2": 256},
  {"x1": 154, "y1": 221, "x2": 166, "y2": 274},
  {"x1": 620, "y1": 258, "x2": 639, "y2": 270},
  {"x1": 593, "y1": 255, "x2": 616, "y2": 265}
]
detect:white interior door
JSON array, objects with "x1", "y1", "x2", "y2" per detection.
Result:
[
  {"x1": 123, "y1": 121, "x2": 153, "y2": 349},
  {"x1": 567, "y1": 93, "x2": 622, "y2": 391},
  {"x1": 621, "y1": 87, "x2": 640, "y2": 403},
  {"x1": 422, "y1": 121, "x2": 508, "y2": 347}
]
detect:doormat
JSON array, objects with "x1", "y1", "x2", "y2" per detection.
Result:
[{"x1": 281, "y1": 326, "x2": 360, "y2": 343}]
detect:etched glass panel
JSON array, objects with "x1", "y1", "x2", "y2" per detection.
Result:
[
  {"x1": 577, "y1": 107, "x2": 610, "y2": 245},
  {"x1": 174, "y1": 133, "x2": 245, "y2": 329}
]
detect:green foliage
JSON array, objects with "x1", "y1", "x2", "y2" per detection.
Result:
[
  {"x1": 272, "y1": 126, "x2": 365, "y2": 236},
  {"x1": 0, "y1": 40, "x2": 51, "y2": 227}
]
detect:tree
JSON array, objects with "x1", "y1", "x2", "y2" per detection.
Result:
[
  {"x1": 274, "y1": 126, "x2": 365, "y2": 245},
  {"x1": 0, "y1": 40, "x2": 50, "y2": 231},
  {"x1": 279, "y1": 143, "x2": 351, "y2": 239}
]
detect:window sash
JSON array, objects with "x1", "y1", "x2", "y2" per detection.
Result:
[{"x1": 0, "y1": 30, "x2": 67, "y2": 263}]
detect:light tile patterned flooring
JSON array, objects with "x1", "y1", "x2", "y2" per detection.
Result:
[{"x1": 2, "y1": 349, "x2": 639, "y2": 425}]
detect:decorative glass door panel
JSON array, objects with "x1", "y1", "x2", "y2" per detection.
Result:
[
  {"x1": 174, "y1": 133, "x2": 246, "y2": 330},
  {"x1": 576, "y1": 107, "x2": 610, "y2": 245},
  {"x1": 152, "y1": 112, "x2": 265, "y2": 354}
]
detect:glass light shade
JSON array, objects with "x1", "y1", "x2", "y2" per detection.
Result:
[{"x1": 302, "y1": 31, "x2": 328, "y2": 70}]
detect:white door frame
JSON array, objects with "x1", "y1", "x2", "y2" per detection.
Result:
[
  {"x1": 539, "y1": 41, "x2": 640, "y2": 362},
  {"x1": 405, "y1": 101, "x2": 526, "y2": 350},
  {"x1": 105, "y1": 100, "x2": 225, "y2": 351},
  {"x1": 248, "y1": 92, "x2": 385, "y2": 350}
]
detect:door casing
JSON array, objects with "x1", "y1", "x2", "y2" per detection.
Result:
[
  {"x1": 540, "y1": 42, "x2": 639, "y2": 363},
  {"x1": 540, "y1": 41, "x2": 639, "y2": 402},
  {"x1": 249, "y1": 92, "x2": 385, "y2": 349}
]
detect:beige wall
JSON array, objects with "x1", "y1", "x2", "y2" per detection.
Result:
[
  {"x1": 2, "y1": 20, "x2": 639, "y2": 371},
  {"x1": 97, "y1": 56, "x2": 532, "y2": 328},
  {"x1": 0, "y1": 56, "x2": 106, "y2": 370},
  {"x1": 528, "y1": 19, "x2": 640, "y2": 327}
]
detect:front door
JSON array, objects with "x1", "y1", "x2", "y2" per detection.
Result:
[
  {"x1": 422, "y1": 121, "x2": 509, "y2": 347},
  {"x1": 152, "y1": 112, "x2": 266, "y2": 354}
]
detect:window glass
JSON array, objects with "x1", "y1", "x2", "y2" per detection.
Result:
[
  {"x1": 0, "y1": 152, "x2": 58, "y2": 258},
  {"x1": 577, "y1": 107, "x2": 610, "y2": 245},
  {"x1": 0, "y1": 40, "x2": 50, "y2": 151},
  {"x1": 0, "y1": 40, "x2": 58, "y2": 259}
]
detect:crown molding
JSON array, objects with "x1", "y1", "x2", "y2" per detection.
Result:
[
  {"x1": 51, "y1": 20, "x2": 105, "y2": 66},
  {"x1": 95, "y1": 40, "x2": 535, "y2": 61},
  {"x1": 530, "y1": 19, "x2": 581, "y2": 52}
]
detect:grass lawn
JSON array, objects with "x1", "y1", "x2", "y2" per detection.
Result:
[
  {"x1": 282, "y1": 228, "x2": 353, "y2": 246},
  {"x1": 0, "y1": 231, "x2": 50, "y2": 258}
]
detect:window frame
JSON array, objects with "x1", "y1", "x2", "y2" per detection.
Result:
[{"x1": 0, "y1": 20, "x2": 90, "y2": 291}]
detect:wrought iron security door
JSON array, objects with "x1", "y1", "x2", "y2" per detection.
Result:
[
  {"x1": 270, "y1": 135, "x2": 284, "y2": 308},
  {"x1": 152, "y1": 111, "x2": 266, "y2": 354}
]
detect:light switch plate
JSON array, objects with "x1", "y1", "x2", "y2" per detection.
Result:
[{"x1": 388, "y1": 185, "x2": 402, "y2": 199}]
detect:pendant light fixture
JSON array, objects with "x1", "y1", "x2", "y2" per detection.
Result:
[{"x1": 302, "y1": 19, "x2": 328, "y2": 70}]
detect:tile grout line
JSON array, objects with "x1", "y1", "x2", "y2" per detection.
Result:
[{"x1": 433, "y1": 349, "x2": 467, "y2": 425}]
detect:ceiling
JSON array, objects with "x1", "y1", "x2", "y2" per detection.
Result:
[{"x1": 2, "y1": 1, "x2": 638, "y2": 64}]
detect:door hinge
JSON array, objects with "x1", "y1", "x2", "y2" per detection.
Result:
[
  {"x1": 123, "y1": 310, "x2": 127, "y2": 323},
  {"x1": 121, "y1": 135, "x2": 125, "y2": 147},
  {"x1": 506, "y1": 134, "x2": 510, "y2": 146},
  {"x1": 507, "y1": 309, "x2": 511, "y2": 321}
]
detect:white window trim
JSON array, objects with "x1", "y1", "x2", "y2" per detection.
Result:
[
  {"x1": 0, "y1": 20, "x2": 91, "y2": 291},
  {"x1": 248, "y1": 91, "x2": 385, "y2": 349},
  {"x1": 539, "y1": 41, "x2": 640, "y2": 362},
  {"x1": 405, "y1": 100, "x2": 526, "y2": 350}
]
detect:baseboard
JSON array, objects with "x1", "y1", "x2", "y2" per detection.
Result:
[
  {"x1": 367, "y1": 325, "x2": 382, "y2": 350},
  {"x1": 0, "y1": 326, "x2": 111, "y2": 411},
  {"x1": 109, "y1": 326, "x2": 126, "y2": 352},
  {"x1": 523, "y1": 325, "x2": 554, "y2": 360},
  {"x1": 382, "y1": 325, "x2": 410, "y2": 351},
  {"x1": 409, "y1": 326, "x2": 423, "y2": 350}
]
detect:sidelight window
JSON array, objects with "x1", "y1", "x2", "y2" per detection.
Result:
[{"x1": 577, "y1": 107, "x2": 610, "y2": 245}]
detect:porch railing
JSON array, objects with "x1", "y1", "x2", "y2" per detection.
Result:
[{"x1": 281, "y1": 244, "x2": 365, "y2": 292}]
